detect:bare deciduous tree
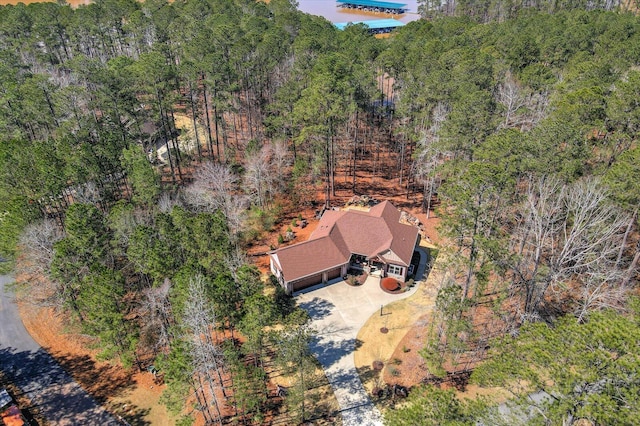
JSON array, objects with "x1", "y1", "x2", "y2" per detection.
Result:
[
  {"x1": 183, "y1": 274, "x2": 227, "y2": 424},
  {"x1": 513, "y1": 175, "x2": 565, "y2": 321},
  {"x1": 514, "y1": 176, "x2": 629, "y2": 320},
  {"x1": 244, "y1": 146, "x2": 273, "y2": 209},
  {"x1": 140, "y1": 278, "x2": 174, "y2": 355},
  {"x1": 224, "y1": 246, "x2": 248, "y2": 281},
  {"x1": 270, "y1": 140, "x2": 293, "y2": 194},
  {"x1": 574, "y1": 268, "x2": 627, "y2": 323},
  {"x1": 497, "y1": 74, "x2": 527, "y2": 130},
  {"x1": 17, "y1": 219, "x2": 64, "y2": 306},
  {"x1": 496, "y1": 72, "x2": 549, "y2": 131},
  {"x1": 73, "y1": 181, "x2": 102, "y2": 205},
  {"x1": 184, "y1": 161, "x2": 248, "y2": 236},
  {"x1": 412, "y1": 102, "x2": 450, "y2": 217},
  {"x1": 157, "y1": 192, "x2": 184, "y2": 214}
]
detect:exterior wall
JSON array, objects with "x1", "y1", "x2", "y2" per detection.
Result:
[
  {"x1": 270, "y1": 257, "x2": 279, "y2": 277},
  {"x1": 386, "y1": 264, "x2": 406, "y2": 282}
]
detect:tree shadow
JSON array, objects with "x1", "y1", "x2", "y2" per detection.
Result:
[
  {"x1": 0, "y1": 346, "x2": 132, "y2": 425},
  {"x1": 327, "y1": 365, "x2": 372, "y2": 398},
  {"x1": 414, "y1": 247, "x2": 435, "y2": 282},
  {"x1": 355, "y1": 364, "x2": 379, "y2": 389},
  {"x1": 50, "y1": 351, "x2": 135, "y2": 403},
  {"x1": 324, "y1": 365, "x2": 381, "y2": 424},
  {"x1": 297, "y1": 297, "x2": 335, "y2": 321},
  {"x1": 309, "y1": 337, "x2": 364, "y2": 370}
]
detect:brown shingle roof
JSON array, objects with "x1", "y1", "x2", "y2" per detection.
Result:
[
  {"x1": 272, "y1": 236, "x2": 350, "y2": 283},
  {"x1": 272, "y1": 201, "x2": 419, "y2": 282}
]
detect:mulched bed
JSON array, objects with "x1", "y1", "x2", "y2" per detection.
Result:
[
  {"x1": 345, "y1": 269, "x2": 368, "y2": 286},
  {"x1": 379, "y1": 278, "x2": 408, "y2": 294}
]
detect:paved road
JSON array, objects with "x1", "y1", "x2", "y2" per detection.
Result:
[
  {"x1": 296, "y1": 248, "x2": 429, "y2": 426},
  {"x1": 0, "y1": 274, "x2": 120, "y2": 425}
]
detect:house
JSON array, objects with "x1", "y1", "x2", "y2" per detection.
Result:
[{"x1": 269, "y1": 201, "x2": 420, "y2": 294}]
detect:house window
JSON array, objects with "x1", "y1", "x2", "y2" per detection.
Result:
[{"x1": 388, "y1": 265, "x2": 404, "y2": 276}]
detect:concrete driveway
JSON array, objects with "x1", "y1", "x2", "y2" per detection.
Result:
[
  {"x1": 296, "y1": 248, "x2": 429, "y2": 426},
  {"x1": 0, "y1": 275, "x2": 119, "y2": 425}
]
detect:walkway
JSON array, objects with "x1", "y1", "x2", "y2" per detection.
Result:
[
  {"x1": 296, "y1": 248, "x2": 430, "y2": 425},
  {"x1": 0, "y1": 275, "x2": 119, "y2": 425}
]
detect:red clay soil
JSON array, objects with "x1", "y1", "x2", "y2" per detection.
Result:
[
  {"x1": 14, "y1": 109, "x2": 440, "y2": 424},
  {"x1": 382, "y1": 293, "x2": 512, "y2": 390},
  {"x1": 16, "y1": 297, "x2": 153, "y2": 416},
  {"x1": 382, "y1": 313, "x2": 430, "y2": 388},
  {"x1": 249, "y1": 186, "x2": 438, "y2": 277}
]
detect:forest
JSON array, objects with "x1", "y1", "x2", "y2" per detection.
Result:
[{"x1": 0, "y1": 0, "x2": 639, "y2": 424}]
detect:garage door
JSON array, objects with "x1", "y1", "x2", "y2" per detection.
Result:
[
  {"x1": 292, "y1": 274, "x2": 323, "y2": 291},
  {"x1": 327, "y1": 266, "x2": 342, "y2": 280}
]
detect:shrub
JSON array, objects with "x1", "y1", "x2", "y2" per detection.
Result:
[
  {"x1": 277, "y1": 234, "x2": 284, "y2": 244},
  {"x1": 372, "y1": 387, "x2": 383, "y2": 398},
  {"x1": 347, "y1": 274, "x2": 358, "y2": 286}
]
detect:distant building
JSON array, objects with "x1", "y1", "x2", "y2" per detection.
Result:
[{"x1": 270, "y1": 201, "x2": 420, "y2": 294}]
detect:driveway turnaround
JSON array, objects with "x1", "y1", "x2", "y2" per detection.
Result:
[
  {"x1": 0, "y1": 274, "x2": 119, "y2": 425},
  {"x1": 297, "y1": 248, "x2": 429, "y2": 426}
]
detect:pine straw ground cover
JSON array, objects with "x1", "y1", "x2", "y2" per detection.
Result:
[
  {"x1": 354, "y1": 253, "x2": 511, "y2": 415},
  {"x1": 17, "y1": 296, "x2": 177, "y2": 425},
  {"x1": 353, "y1": 257, "x2": 442, "y2": 400},
  {"x1": 271, "y1": 362, "x2": 343, "y2": 426}
]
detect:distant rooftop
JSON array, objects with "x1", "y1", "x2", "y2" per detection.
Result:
[
  {"x1": 334, "y1": 18, "x2": 405, "y2": 31},
  {"x1": 336, "y1": 0, "x2": 407, "y2": 9}
]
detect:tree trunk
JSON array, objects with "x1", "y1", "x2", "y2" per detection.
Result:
[
  {"x1": 622, "y1": 242, "x2": 640, "y2": 286},
  {"x1": 616, "y1": 206, "x2": 638, "y2": 266},
  {"x1": 188, "y1": 82, "x2": 203, "y2": 159},
  {"x1": 202, "y1": 79, "x2": 215, "y2": 159},
  {"x1": 352, "y1": 110, "x2": 358, "y2": 193}
]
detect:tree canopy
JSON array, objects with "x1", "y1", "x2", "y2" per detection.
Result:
[{"x1": 2, "y1": 0, "x2": 640, "y2": 423}]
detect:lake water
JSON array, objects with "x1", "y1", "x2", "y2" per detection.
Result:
[
  {"x1": 0, "y1": 0, "x2": 422, "y2": 25},
  {"x1": 297, "y1": 0, "x2": 422, "y2": 24}
]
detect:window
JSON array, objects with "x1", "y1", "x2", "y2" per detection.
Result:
[{"x1": 388, "y1": 265, "x2": 404, "y2": 276}]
